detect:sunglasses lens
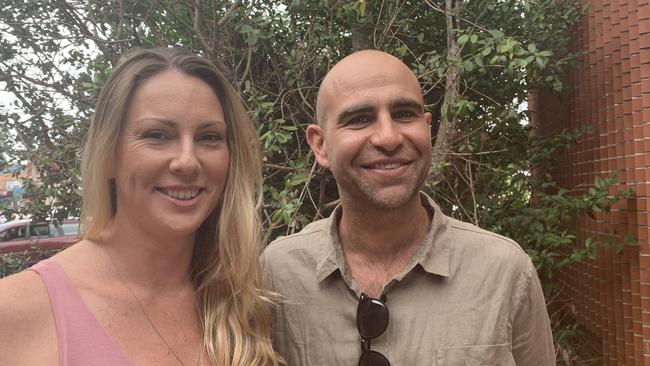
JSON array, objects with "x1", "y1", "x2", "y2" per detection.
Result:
[
  {"x1": 356, "y1": 297, "x2": 389, "y2": 339},
  {"x1": 358, "y1": 350, "x2": 391, "y2": 366}
]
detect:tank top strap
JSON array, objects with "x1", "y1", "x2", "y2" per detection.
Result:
[{"x1": 30, "y1": 259, "x2": 132, "y2": 366}]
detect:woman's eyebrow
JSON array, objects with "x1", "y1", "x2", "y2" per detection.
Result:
[{"x1": 134, "y1": 118, "x2": 226, "y2": 129}]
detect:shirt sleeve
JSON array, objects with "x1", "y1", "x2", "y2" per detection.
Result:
[{"x1": 511, "y1": 263, "x2": 556, "y2": 365}]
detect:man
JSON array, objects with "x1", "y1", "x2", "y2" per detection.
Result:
[{"x1": 263, "y1": 50, "x2": 555, "y2": 365}]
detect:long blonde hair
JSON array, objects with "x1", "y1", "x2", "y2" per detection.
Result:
[{"x1": 80, "y1": 47, "x2": 281, "y2": 365}]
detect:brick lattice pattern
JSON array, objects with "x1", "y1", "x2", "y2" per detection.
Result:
[{"x1": 531, "y1": 0, "x2": 650, "y2": 364}]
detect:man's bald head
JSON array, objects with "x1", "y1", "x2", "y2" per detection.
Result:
[{"x1": 315, "y1": 50, "x2": 423, "y2": 126}]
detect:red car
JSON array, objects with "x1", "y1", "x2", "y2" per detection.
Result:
[{"x1": 0, "y1": 219, "x2": 79, "y2": 255}]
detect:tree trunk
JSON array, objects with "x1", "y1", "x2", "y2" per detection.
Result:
[{"x1": 431, "y1": 0, "x2": 460, "y2": 179}]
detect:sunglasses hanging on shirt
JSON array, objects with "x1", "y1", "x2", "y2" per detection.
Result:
[{"x1": 356, "y1": 293, "x2": 391, "y2": 366}]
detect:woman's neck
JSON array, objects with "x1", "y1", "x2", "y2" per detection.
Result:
[{"x1": 99, "y1": 218, "x2": 196, "y2": 291}]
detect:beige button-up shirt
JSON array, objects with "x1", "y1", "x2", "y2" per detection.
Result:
[{"x1": 263, "y1": 194, "x2": 555, "y2": 365}]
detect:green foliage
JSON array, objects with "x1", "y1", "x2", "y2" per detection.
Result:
[
  {"x1": 553, "y1": 323, "x2": 584, "y2": 365},
  {"x1": 448, "y1": 124, "x2": 635, "y2": 284},
  {"x1": 0, "y1": 253, "x2": 29, "y2": 278},
  {"x1": 0, "y1": 248, "x2": 61, "y2": 277},
  {"x1": 491, "y1": 173, "x2": 633, "y2": 279}
]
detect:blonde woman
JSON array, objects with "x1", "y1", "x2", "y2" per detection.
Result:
[{"x1": 0, "y1": 48, "x2": 281, "y2": 366}]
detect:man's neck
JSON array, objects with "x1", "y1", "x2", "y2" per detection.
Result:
[
  {"x1": 337, "y1": 195, "x2": 432, "y2": 297},
  {"x1": 338, "y1": 195, "x2": 430, "y2": 257}
]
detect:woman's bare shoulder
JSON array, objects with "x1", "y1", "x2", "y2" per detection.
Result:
[
  {"x1": 0, "y1": 269, "x2": 58, "y2": 365},
  {"x1": 0, "y1": 241, "x2": 96, "y2": 335},
  {"x1": 0, "y1": 268, "x2": 52, "y2": 323}
]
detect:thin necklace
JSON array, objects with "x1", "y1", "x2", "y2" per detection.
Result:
[{"x1": 103, "y1": 245, "x2": 202, "y2": 366}]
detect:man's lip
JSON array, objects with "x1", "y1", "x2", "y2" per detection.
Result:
[{"x1": 361, "y1": 160, "x2": 412, "y2": 169}]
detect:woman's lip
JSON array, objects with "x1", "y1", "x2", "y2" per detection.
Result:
[
  {"x1": 157, "y1": 185, "x2": 204, "y2": 191},
  {"x1": 155, "y1": 188, "x2": 202, "y2": 207}
]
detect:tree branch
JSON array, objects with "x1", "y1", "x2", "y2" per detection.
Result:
[
  {"x1": 431, "y1": 0, "x2": 461, "y2": 179},
  {"x1": 217, "y1": 1, "x2": 241, "y2": 27}
]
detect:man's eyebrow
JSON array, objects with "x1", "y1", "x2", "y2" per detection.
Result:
[
  {"x1": 336, "y1": 104, "x2": 375, "y2": 124},
  {"x1": 391, "y1": 98, "x2": 424, "y2": 111}
]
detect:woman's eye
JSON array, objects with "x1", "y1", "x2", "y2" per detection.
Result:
[
  {"x1": 199, "y1": 133, "x2": 224, "y2": 143},
  {"x1": 141, "y1": 130, "x2": 170, "y2": 140}
]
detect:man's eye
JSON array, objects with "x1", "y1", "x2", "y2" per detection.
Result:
[
  {"x1": 347, "y1": 115, "x2": 373, "y2": 125},
  {"x1": 393, "y1": 110, "x2": 416, "y2": 120}
]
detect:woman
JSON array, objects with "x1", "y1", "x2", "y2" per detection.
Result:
[{"x1": 0, "y1": 48, "x2": 281, "y2": 365}]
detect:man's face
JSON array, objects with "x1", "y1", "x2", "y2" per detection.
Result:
[{"x1": 308, "y1": 54, "x2": 432, "y2": 209}]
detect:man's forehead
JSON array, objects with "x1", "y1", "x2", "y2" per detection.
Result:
[
  {"x1": 316, "y1": 50, "x2": 423, "y2": 123},
  {"x1": 326, "y1": 55, "x2": 417, "y2": 88},
  {"x1": 325, "y1": 71, "x2": 424, "y2": 109},
  {"x1": 327, "y1": 71, "x2": 394, "y2": 93}
]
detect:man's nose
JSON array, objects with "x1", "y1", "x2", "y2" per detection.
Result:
[
  {"x1": 370, "y1": 113, "x2": 404, "y2": 151},
  {"x1": 169, "y1": 137, "x2": 199, "y2": 176}
]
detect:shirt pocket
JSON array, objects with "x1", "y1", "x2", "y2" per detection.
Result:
[{"x1": 436, "y1": 343, "x2": 515, "y2": 366}]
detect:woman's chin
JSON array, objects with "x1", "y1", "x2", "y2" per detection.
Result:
[{"x1": 158, "y1": 222, "x2": 204, "y2": 239}]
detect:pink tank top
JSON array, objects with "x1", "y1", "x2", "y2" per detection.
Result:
[{"x1": 31, "y1": 260, "x2": 133, "y2": 366}]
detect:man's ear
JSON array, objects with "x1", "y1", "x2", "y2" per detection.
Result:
[
  {"x1": 425, "y1": 111, "x2": 432, "y2": 126},
  {"x1": 306, "y1": 124, "x2": 330, "y2": 169}
]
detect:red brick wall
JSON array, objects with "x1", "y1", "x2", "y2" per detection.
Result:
[{"x1": 531, "y1": 1, "x2": 650, "y2": 364}]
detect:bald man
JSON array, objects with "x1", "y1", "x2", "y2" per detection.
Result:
[{"x1": 263, "y1": 50, "x2": 555, "y2": 365}]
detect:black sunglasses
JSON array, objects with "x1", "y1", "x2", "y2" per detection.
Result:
[{"x1": 356, "y1": 293, "x2": 391, "y2": 366}]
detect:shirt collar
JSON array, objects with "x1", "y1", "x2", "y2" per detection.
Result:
[
  {"x1": 315, "y1": 206, "x2": 349, "y2": 283},
  {"x1": 416, "y1": 194, "x2": 451, "y2": 277},
  {"x1": 314, "y1": 192, "x2": 451, "y2": 283}
]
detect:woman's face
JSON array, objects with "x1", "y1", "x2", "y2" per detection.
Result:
[{"x1": 112, "y1": 70, "x2": 229, "y2": 239}]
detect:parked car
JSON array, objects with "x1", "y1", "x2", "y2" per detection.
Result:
[{"x1": 0, "y1": 219, "x2": 79, "y2": 254}]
